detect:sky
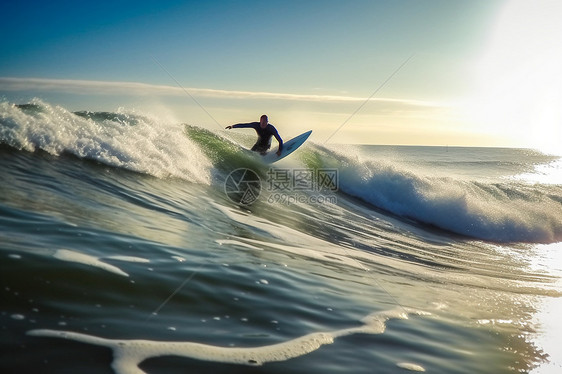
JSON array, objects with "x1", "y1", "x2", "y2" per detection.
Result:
[{"x1": 1, "y1": 0, "x2": 560, "y2": 152}]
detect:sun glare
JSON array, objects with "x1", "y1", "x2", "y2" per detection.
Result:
[{"x1": 467, "y1": 0, "x2": 562, "y2": 154}]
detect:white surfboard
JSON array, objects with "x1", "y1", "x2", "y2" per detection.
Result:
[{"x1": 261, "y1": 130, "x2": 312, "y2": 164}]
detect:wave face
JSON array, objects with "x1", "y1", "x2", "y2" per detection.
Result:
[
  {"x1": 184, "y1": 123, "x2": 562, "y2": 243},
  {"x1": 2, "y1": 99, "x2": 561, "y2": 244}
]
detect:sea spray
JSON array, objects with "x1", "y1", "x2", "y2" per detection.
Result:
[
  {"x1": 310, "y1": 143, "x2": 562, "y2": 243},
  {"x1": 0, "y1": 100, "x2": 212, "y2": 183}
]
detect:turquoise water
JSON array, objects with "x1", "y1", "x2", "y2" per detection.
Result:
[{"x1": 1, "y1": 100, "x2": 561, "y2": 373}]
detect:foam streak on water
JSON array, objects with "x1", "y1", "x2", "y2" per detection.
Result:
[{"x1": 27, "y1": 308, "x2": 420, "y2": 373}]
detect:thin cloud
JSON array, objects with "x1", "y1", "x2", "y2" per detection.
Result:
[{"x1": 0, "y1": 76, "x2": 440, "y2": 107}]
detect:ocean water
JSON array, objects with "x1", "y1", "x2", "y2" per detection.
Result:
[{"x1": 1, "y1": 99, "x2": 561, "y2": 374}]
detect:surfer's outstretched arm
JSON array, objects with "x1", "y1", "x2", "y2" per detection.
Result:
[{"x1": 226, "y1": 122, "x2": 258, "y2": 130}]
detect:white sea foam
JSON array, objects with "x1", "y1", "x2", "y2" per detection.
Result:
[
  {"x1": 27, "y1": 308, "x2": 424, "y2": 373},
  {"x1": 397, "y1": 362, "x2": 426, "y2": 371},
  {"x1": 314, "y1": 144, "x2": 562, "y2": 243},
  {"x1": 106, "y1": 255, "x2": 150, "y2": 263},
  {"x1": 53, "y1": 249, "x2": 149, "y2": 277},
  {"x1": 0, "y1": 100, "x2": 212, "y2": 183}
]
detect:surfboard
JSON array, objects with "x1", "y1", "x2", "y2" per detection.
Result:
[{"x1": 261, "y1": 130, "x2": 312, "y2": 164}]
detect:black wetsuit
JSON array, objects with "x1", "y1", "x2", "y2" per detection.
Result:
[{"x1": 232, "y1": 122, "x2": 283, "y2": 154}]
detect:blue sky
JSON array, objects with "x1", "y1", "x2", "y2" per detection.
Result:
[{"x1": 1, "y1": 0, "x2": 560, "y2": 151}]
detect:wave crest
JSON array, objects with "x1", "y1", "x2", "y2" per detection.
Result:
[
  {"x1": 0, "y1": 99, "x2": 212, "y2": 183},
  {"x1": 313, "y1": 144, "x2": 562, "y2": 244}
]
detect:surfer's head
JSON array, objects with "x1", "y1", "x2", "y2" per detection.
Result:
[{"x1": 260, "y1": 115, "x2": 268, "y2": 128}]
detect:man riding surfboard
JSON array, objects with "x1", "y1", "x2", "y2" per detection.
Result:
[{"x1": 225, "y1": 115, "x2": 283, "y2": 156}]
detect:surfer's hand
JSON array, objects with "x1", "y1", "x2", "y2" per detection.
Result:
[
  {"x1": 225, "y1": 126, "x2": 232, "y2": 130},
  {"x1": 276, "y1": 150, "x2": 282, "y2": 156}
]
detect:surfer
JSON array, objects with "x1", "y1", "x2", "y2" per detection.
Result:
[{"x1": 225, "y1": 115, "x2": 283, "y2": 156}]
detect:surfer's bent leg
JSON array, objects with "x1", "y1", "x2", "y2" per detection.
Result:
[
  {"x1": 251, "y1": 142, "x2": 270, "y2": 155},
  {"x1": 251, "y1": 136, "x2": 271, "y2": 154}
]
